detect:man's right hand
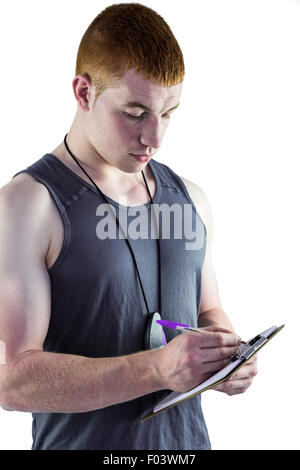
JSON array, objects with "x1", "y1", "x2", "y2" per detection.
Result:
[{"x1": 155, "y1": 325, "x2": 240, "y2": 393}]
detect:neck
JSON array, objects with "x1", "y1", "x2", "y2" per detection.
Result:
[{"x1": 53, "y1": 118, "x2": 149, "y2": 188}]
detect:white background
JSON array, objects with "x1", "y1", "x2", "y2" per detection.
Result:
[{"x1": 0, "y1": 0, "x2": 299, "y2": 450}]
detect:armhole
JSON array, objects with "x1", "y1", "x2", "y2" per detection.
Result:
[
  {"x1": 160, "y1": 164, "x2": 208, "y2": 243},
  {"x1": 12, "y1": 170, "x2": 71, "y2": 276}
]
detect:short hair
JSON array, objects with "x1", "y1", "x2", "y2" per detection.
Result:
[{"x1": 75, "y1": 3, "x2": 185, "y2": 106}]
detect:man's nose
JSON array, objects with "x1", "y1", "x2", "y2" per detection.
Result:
[{"x1": 139, "y1": 120, "x2": 164, "y2": 149}]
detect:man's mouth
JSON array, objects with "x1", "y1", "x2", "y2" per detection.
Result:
[{"x1": 129, "y1": 153, "x2": 152, "y2": 162}]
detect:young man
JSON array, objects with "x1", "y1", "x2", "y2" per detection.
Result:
[{"x1": 0, "y1": 4, "x2": 257, "y2": 450}]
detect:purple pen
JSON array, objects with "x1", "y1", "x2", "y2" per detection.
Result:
[{"x1": 156, "y1": 319, "x2": 202, "y2": 334}]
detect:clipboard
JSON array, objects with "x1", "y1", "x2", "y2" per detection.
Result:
[{"x1": 140, "y1": 324, "x2": 284, "y2": 422}]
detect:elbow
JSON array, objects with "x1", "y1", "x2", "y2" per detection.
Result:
[
  {"x1": 0, "y1": 386, "x2": 27, "y2": 412},
  {"x1": 0, "y1": 386, "x2": 16, "y2": 411},
  {"x1": 0, "y1": 368, "x2": 19, "y2": 412},
  {"x1": 1, "y1": 401, "x2": 15, "y2": 412},
  {"x1": 0, "y1": 350, "x2": 42, "y2": 413}
]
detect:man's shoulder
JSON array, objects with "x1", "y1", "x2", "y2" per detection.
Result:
[
  {"x1": 152, "y1": 160, "x2": 207, "y2": 203},
  {"x1": 0, "y1": 173, "x2": 55, "y2": 257},
  {"x1": 0, "y1": 172, "x2": 50, "y2": 209},
  {"x1": 178, "y1": 175, "x2": 213, "y2": 241},
  {"x1": 179, "y1": 175, "x2": 207, "y2": 205},
  {"x1": 152, "y1": 161, "x2": 212, "y2": 235}
]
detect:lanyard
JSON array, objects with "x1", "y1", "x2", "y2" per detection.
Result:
[{"x1": 63, "y1": 134, "x2": 164, "y2": 349}]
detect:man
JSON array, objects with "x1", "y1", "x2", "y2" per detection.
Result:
[{"x1": 0, "y1": 3, "x2": 257, "y2": 450}]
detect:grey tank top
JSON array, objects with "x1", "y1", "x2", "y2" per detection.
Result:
[{"x1": 12, "y1": 153, "x2": 211, "y2": 450}]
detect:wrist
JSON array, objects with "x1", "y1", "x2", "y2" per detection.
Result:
[{"x1": 148, "y1": 347, "x2": 167, "y2": 390}]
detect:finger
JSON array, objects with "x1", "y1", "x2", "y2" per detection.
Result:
[
  {"x1": 230, "y1": 363, "x2": 258, "y2": 381},
  {"x1": 236, "y1": 354, "x2": 257, "y2": 365},
  {"x1": 226, "y1": 378, "x2": 253, "y2": 392},
  {"x1": 245, "y1": 355, "x2": 258, "y2": 366},
  {"x1": 199, "y1": 325, "x2": 238, "y2": 335},
  {"x1": 188, "y1": 330, "x2": 240, "y2": 348},
  {"x1": 201, "y1": 358, "x2": 233, "y2": 373},
  {"x1": 193, "y1": 325, "x2": 241, "y2": 342},
  {"x1": 225, "y1": 386, "x2": 250, "y2": 396},
  {"x1": 202, "y1": 346, "x2": 238, "y2": 363},
  {"x1": 230, "y1": 371, "x2": 257, "y2": 382}
]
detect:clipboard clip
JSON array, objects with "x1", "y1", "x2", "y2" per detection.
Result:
[{"x1": 231, "y1": 335, "x2": 268, "y2": 362}]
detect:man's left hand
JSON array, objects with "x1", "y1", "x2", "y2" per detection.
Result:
[{"x1": 211, "y1": 355, "x2": 258, "y2": 396}]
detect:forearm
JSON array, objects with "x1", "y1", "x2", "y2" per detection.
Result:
[
  {"x1": 198, "y1": 307, "x2": 236, "y2": 333},
  {"x1": 0, "y1": 349, "x2": 163, "y2": 413}
]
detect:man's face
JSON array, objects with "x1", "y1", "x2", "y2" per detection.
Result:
[{"x1": 84, "y1": 68, "x2": 182, "y2": 174}]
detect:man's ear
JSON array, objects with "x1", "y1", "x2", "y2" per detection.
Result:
[{"x1": 72, "y1": 74, "x2": 94, "y2": 111}]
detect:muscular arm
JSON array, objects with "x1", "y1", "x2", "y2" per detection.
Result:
[
  {"x1": 180, "y1": 176, "x2": 235, "y2": 331},
  {"x1": 180, "y1": 176, "x2": 258, "y2": 395},
  {"x1": 196, "y1": 193, "x2": 236, "y2": 332},
  {"x1": 0, "y1": 176, "x2": 162, "y2": 413}
]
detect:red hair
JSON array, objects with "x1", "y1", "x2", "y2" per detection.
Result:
[{"x1": 75, "y1": 3, "x2": 185, "y2": 105}]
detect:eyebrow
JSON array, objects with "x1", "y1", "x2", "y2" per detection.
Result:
[{"x1": 122, "y1": 101, "x2": 180, "y2": 114}]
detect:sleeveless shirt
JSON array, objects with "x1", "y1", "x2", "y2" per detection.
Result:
[{"x1": 12, "y1": 153, "x2": 211, "y2": 450}]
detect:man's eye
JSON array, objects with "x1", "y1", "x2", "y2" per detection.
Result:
[
  {"x1": 124, "y1": 112, "x2": 171, "y2": 120},
  {"x1": 124, "y1": 112, "x2": 144, "y2": 120}
]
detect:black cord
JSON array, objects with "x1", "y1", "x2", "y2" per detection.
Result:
[{"x1": 63, "y1": 134, "x2": 160, "y2": 318}]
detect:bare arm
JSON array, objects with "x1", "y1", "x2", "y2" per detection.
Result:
[
  {"x1": 2, "y1": 349, "x2": 162, "y2": 413},
  {"x1": 196, "y1": 190, "x2": 235, "y2": 332},
  {"x1": 180, "y1": 176, "x2": 258, "y2": 395},
  {"x1": 0, "y1": 176, "x2": 162, "y2": 413},
  {"x1": 180, "y1": 176, "x2": 235, "y2": 331}
]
